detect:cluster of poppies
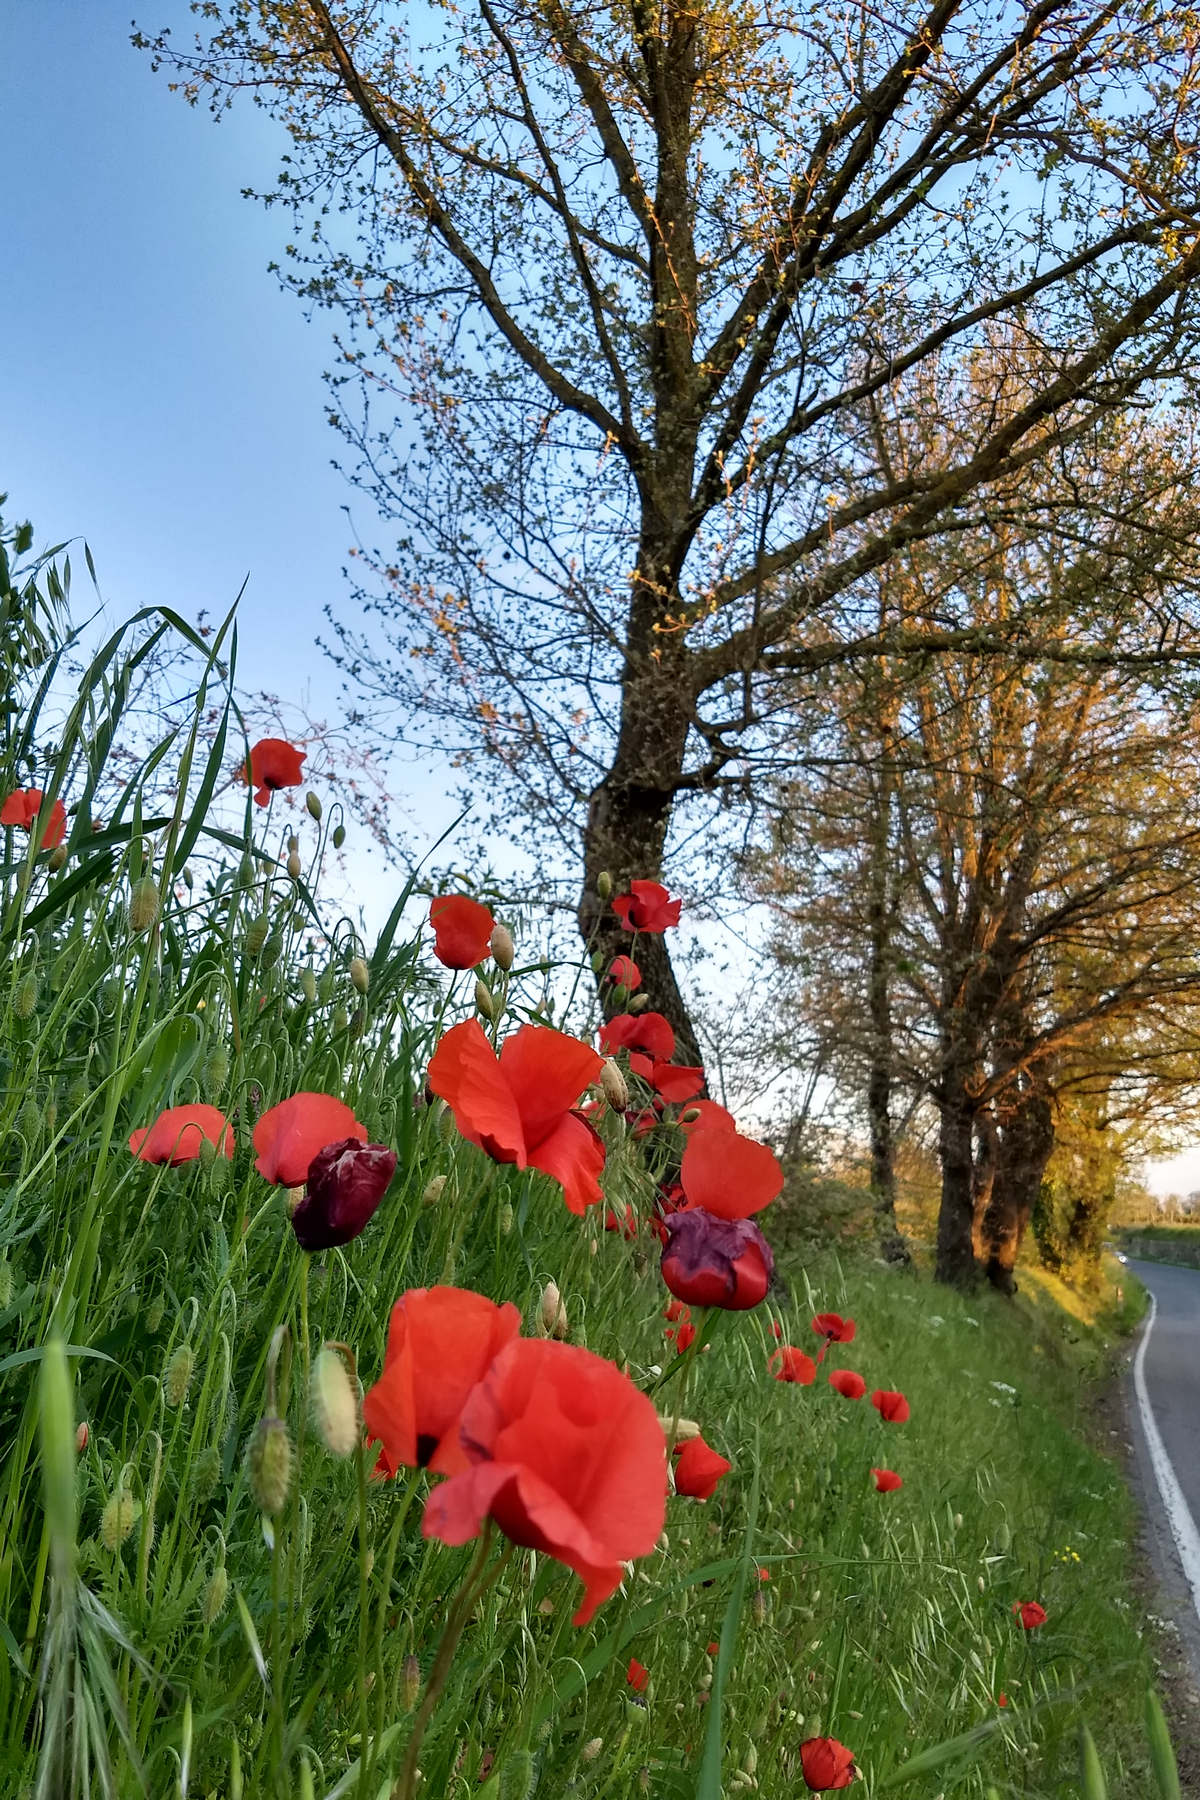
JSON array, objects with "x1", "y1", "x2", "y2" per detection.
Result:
[{"x1": 767, "y1": 1311, "x2": 908, "y2": 1493}]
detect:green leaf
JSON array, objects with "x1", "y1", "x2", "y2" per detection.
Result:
[
  {"x1": 878, "y1": 1720, "x2": 1001, "y2": 1786},
  {"x1": 1146, "y1": 1689, "x2": 1181, "y2": 1800},
  {"x1": 697, "y1": 1431, "x2": 761, "y2": 1800}
]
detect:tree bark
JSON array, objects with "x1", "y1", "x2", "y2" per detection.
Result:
[
  {"x1": 935, "y1": 1059, "x2": 979, "y2": 1288},
  {"x1": 865, "y1": 761, "x2": 908, "y2": 1262},
  {"x1": 979, "y1": 1089, "x2": 1056, "y2": 1294}
]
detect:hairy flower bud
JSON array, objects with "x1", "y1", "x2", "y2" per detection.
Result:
[
  {"x1": 333, "y1": 823, "x2": 346, "y2": 849},
  {"x1": 0, "y1": 1258, "x2": 13, "y2": 1310},
  {"x1": 333, "y1": 1003, "x2": 349, "y2": 1034},
  {"x1": 260, "y1": 933, "x2": 283, "y2": 971},
  {"x1": 597, "y1": 871, "x2": 613, "y2": 900},
  {"x1": 246, "y1": 1417, "x2": 293, "y2": 1516},
  {"x1": 403, "y1": 1654, "x2": 421, "y2": 1711},
  {"x1": 657, "y1": 1414, "x2": 701, "y2": 1442},
  {"x1": 192, "y1": 1444, "x2": 222, "y2": 1503},
  {"x1": 146, "y1": 1295, "x2": 165, "y2": 1334},
  {"x1": 499, "y1": 1749, "x2": 534, "y2": 1800},
  {"x1": 306, "y1": 791, "x2": 322, "y2": 821},
  {"x1": 628, "y1": 992, "x2": 650, "y2": 1013},
  {"x1": 600, "y1": 1059, "x2": 629, "y2": 1111},
  {"x1": 301, "y1": 966, "x2": 317, "y2": 1004},
  {"x1": 129, "y1": 875, "x2": 161, "y2": 933},
  {"x1": 350, "y1": 956, "x2": 370, "y2": 995},
  {"x1": 539, "y1": 1280, "x2": 569, "y2": 1340},
  {"x1": 287, "y1": 852, "x2": 302, "y2": 879},
  {"x1": 499, "y1": 1201, "x2": 514, "y2": 1235},
  {"x1": 202, "y1": 1563, "x2": 229, "y2": 1624},
  {"x1": 48, "y1": 843, "x2": 67, "y2": 871},
  {"x1": 581, "y1": 1739, "x2": 603, "y2": 1765},
  {"x1": 101, "y1": 1488, "x2": 137, "y2": 1550},
  {"x1": 474, "y1": 978, "x2": 496, "y2": 1021},
  {"x1": 245, "y1": 914, "x2": 270, "y2": 957},
  {"x1": 18, "y1": 1097, "x2": 41, "y2": 1143},
  {"x1": 75, "y1": 1420, "x2": 89, "y2": 1454},
  {"x1": 422, "y1": 1175, "x2": 447, "y2": 1208},
  {"x1": 13, "y1": 970, "x2": 38, "y2": 1019},
  {"x1": 164, "y1": 1344, "x2": 196, "y2": 1408},
  {"x1": 203, "y1": 1046, "x2": 230, "y2": 1097},
  {"x1": 310, "y1": 1347, "x2": 360, "y2": 1458},
  {"x1": 489, "y1": 924, "x2": 515, "y2": 971}
]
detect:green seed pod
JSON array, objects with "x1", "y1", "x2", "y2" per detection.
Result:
[
  {"x1": 422, "y1": 1175, "x2": 447, "y2": 1207},
  {"x1": 333, "y1": 1004, "x2": 348, "y2": 1035},
  {"x1": 203, "y1": 1046, "x2": 230, "y2": 1098},
  {"x1": 246, "y1": 1416, "x2": 293, "y2": 1516},
  {"x1": 332, "y1": 823, "x2": 346, "y2": 849},
  {"x1": 100, "y1": 1488, "x2": 137, "y2": 1551},
  {"x1": 164, "y1": 1344, "x2": 196, "y2": 1408},
  {"x1": 191, "y1": 1444, "x2": 222, "y2": 1503},
  {"x1": 310, "y1": 1348, "x2": 359, "y2": 1459},
  {"x1": 350, "y1": 955, "x2": 370, "y2": 995},
  {"x1": 301, "y1": 967, "x2": 317, "y2": 1004},
  {"x1": 597, "y1": 871, "x2": 613, "y2": 900},
  {"x1": 129, "y1": 875, "x2": 161, "y2": 933},
  {"x1": 202, "y1": 1564, "x2": 229, "y2": 1625},
  {"x1": 245, "y1": 914, "x2": 270, "y2": 957},
  {"x1": 260, "y1": 934, "x2": 283, "y2": 971},
  {"x1": 146, "y1": 1295, "x2": 166, "y2": 1334},
  {"x1": 489, "y1": 924, "x2": 514, "y2": 971},
  {"x1": 306, "y1": 791, "x2": 322, "y2": 821},
  {"x1": 498, "y1": 1749, "x2": 534, "y2": 1800},
  {"x1": 12, "y1": 970, "x2": 38, "y2": 1019},
  {"x1": 403, "y1": 1654, "x2": 421, "y2": 1711},
  {"x1": 0, "y1": 1259, "x2": 13, "y2": 1310},
  {"x1": 1146, "y1": 1688, "x2": 1181, "y2": 1800}
]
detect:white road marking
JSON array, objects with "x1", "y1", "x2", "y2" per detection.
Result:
[{"x1": 1134, "y1": 1290, "x2": 1200, "y2": 1628}]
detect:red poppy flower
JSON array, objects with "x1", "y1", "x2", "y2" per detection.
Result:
[
  {"x1": 706, "y1": 1640, "x2": 719, "y2": 1655},
  {"x1": 661, "y1": 1208, "x2": 774, "y2": 1311},
  {"x1": 630, "y1": 1106, "x2": 661, "y2": 1140},
  {"x1": 429, "y1": 894, "x2": 495, "y2": 969},
  {"x1": 872, "y1": 1467, "x2": 903, "y2": 1493},
  {"x1": 998, "y1": 1693, "x2": 1008, "y2": 1707},
  {"x1": 363, "y1": 1286, "x2": 521, "y2": 1477},
  {"x1": 290, "y1": 1138, "x2": 396, "y2": 1250},
  {"x1": 608, "y1": 955, "x2": 641, "y2": 991},
  {"x1": 673, "y1": 1435, "x2": 731, "y2": 1500},
  {"x1": 1013, "y1": 1600, "x2": 1047, "y2": 1630},
  {"x1": 253, "y1": 1092, "x2": 367, "y2": 1187},
  {"x1": 828, "y1": 1369, "x2": 866, "y2": 1401},
  {"x1": 422, "y1": 1338, "x2": 668, "y2": 1624},
  {"x1": 675, "y1": 1321, "x2": 696, "y2": 1351},
  {"x1": 771, "y1": 1321, "x2": 783, "y2": 1341},
  {"x1": 611, "y1": 880, "x2": 682, "y2": 933},
  {"x1": 605, "y1": 1205, "x2": 638, "y2": 1238},
  {"x1": 679, "y1": 1128, "x2": 783, "y2": 1221},
  {"x1": 647, "y1": 1063, "x2": 705, "y2": 1104},
  {"x1": 428, "y1": 1019, "x2": 605, "y2": 1215},
  {"x1": 1, "y1": 788, "x2": 67, "y2": 849},
  {"x1": 770, "y1": 1347, "x2": 815, "y2": 1385},
  {"x1": 812, "y1": 1313, "x2": 856, "y2": 1344},
  {"x1": 679, "y1": 1100, "x2": 737, "y2": 1134},
  {"x1": 627, "y1": 1658, "x2": 648, "y2": 1692},
  {"x1": 129, "y1": 1103, "x2": 234, "y2": 1167},
  {"x1": 871, "y1": 1389, "x2": 910, "y2": 1423},
  {"x1": 664, "y1": 1299, "x2": 690, "y2": 1323},
  {"x1": 800, "y1": 1736, "x2": 856, "y2": 1791},
  {"x1": 239, "y1": 738, "x2": 306, "y2": 806},
  {"x1": 600, "y1": 1012, "x2": 676, "y2": 1060}
]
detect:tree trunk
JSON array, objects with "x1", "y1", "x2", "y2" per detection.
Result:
[
  {"x1": 935, "y1": 1064, "x2": 979, "y2": 1288},
  {"x1": 865, "y1": 763, "x2": 907, "y2": 1262},
  {"x1": 979, "y1": 1090, "x2": 1055, "y2": 1294}
]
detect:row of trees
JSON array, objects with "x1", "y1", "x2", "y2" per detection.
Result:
[{"x1": 143, "y1": 0, "x2": 1200, "y2": 1284}]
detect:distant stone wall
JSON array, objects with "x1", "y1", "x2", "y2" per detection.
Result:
[{"x1": 1121, "y1": 1232, "x2": 1200, "y2": 1269}]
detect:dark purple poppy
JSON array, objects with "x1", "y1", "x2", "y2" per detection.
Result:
[
  {"x1": 660, "y1": 1207, "x2": 774, "y2": 1311},
  {"x1": 290, "y1": 1137, "x2": 397, "y2": 1250}
]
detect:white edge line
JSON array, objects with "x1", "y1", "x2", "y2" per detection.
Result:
[{"x1": 1133, "y1": 1289, "x2": 1200, "y2": 1629}]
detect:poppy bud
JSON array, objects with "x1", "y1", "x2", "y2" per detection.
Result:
[
  {"x1": 333, "y1": 823, "x2": 347, "y2": 849},
  {"x1": 799, "y1": 1737, "x2": 856, "y2": 1791},
  {"x1": 202, "y1": 1564, "x2": 229, "y2": 1624},
  {"x1": 422, "y1": 1175, "x2": 447, "y2": 1207},
  {"x1": 183, "y1": 866, "x2": 194, "y2": 888},
  {"x1": 0, "y1": 1260, "x2": 14, "y2": 1310},
  {"x1": 287, "y1": 834, "x2": 299, "y2": 854},
  {"x1": 306, "y1": 791, "x2": 322, "y2": 821},
  {"x1": 751, "y1": 1588, "x2": 767, "y2": 1625},
  {"x1": 301, "y1": 967, "x2": 317, "y2": 1003},
  {"x1": 49, "y1": 844, "x2": 67, "y2": 871},
  {"x1": 13, "y1": 970, "x2": 38, "y2": 1019},
  {"x1": 581, "y1": 1739, "x2": 603, "y2": 1764},
  {"x1": 657, "y1": 1414, "x2": 701, "y2": 1441},
  {"x1": 164, "y1": 1344, "x2": 195, "y2": 1408},
  {"x1": 19, "y1": 1097, "x2": 41, "y2": 1143},
  {"x1": 287, "y1": 852, "x2": 302, "y2": 879},
  {"x1": 403, "y1": 1654, "x2": 422, "y2": 1711},
  {"x1": 203, "y1": 1047, "x2": 230, "y2": 1097},
  {"x1": 101, "y1": 1488, "x2": 137, "y2": 1550},
  {"x1": 129, "y1": 875, "x2": 161, "y2": 933},
  {"x1": 499, "y1": 1201, "x2": 514, "y2": 1234},
  {"x1": 261, "y1": 933, "x2": 283, "y2": 970},
  {"x1": 146, "y1": 1295, "x2": 165, "y2": 1334},
  {"x1": 333, "y1": 1003, "x2": 349, "y2": 1033},
  {"x1": 499, "y1": 1750, "x2": 534, "y2": 1800},
  {"x1": 489, "y1": 923, "x2": 515, "y2": 970},
  {"x1": 75, "y1": 1420, "x2": 89, "y2": 1454},
  {"x1": 310, "y1": 1346, "x2": 360, "y2": 1457},
  {"x1": 290, "y1": 1139, "x2": 397, "y2": 1251},
  {"x1": 539, "y1": 1281, "x2": 569, "y2": 1340},
  {"x1": 192, "y1": 1444, "x2": 222, "y2": 1502},
  {"x1": 978, "y1": 1576, "x2": 986, "y2": 1593},
  {"x1": 743, "y1": 1747, "x2": 758, "y2": 1777},
  {"x1": 661, "y1": 1209, "x2": 774, "y2": 1311},
  {"x1": 245, "y1": 914, "x2": 270, "y2": 957},
  {"x1": 601, "y1": 1059, "x2": 629, "y2": 1111},
  {"x1": 597, "y1": 871, "x2": 613, "y2": 899},
  {"x1": 350, "y1": 956, "x2": 370, "y2": 995},
  {"x1": 628, "y1": 993, "x2": 650, "y2": 1013},
  {"x1": 475, "y1": 978, "x2": 497, "y2": 1020},
  {"x1": 246, "y1": 1416, "x2": 293, "y2": 1516}
]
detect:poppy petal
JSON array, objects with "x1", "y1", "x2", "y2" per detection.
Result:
[
  {"x1": 526, "y1": 1110, "x2": 606, "y2": 1215},
  {"x1": 253, "y1": 1092, "x2": 367, "y2": 1186},
  {"x1": 680, "y1": 1128, "x2": 783, "y2": 1219},
  {"x1": 428, "y1": 1019, "x2": 527, "y2": 1165},
  {"x1": 498, "y1": 1025, "x2": 604, "y2": 1151}
]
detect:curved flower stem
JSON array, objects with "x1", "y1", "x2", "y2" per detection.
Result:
[
  {"x1": 395, "y1": 1526, "x2": 504, "y2": 1800},
  {"x1": 366, "y1": 1469, "x2": 423, "y2": 1794},
  {"x1": 355, "y1": 1438, "x2": 371, "y2": 1797},
  {"x1": 647, "y1": 1306, "x2": 720, "y2": 1400}
]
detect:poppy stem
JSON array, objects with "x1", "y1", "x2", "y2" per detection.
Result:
[
  {"x1": 394, "y1": 1524, "x2": 499, "y2": 1800},
  {"x1": 366, "y1": 1469, "x2": 423, "y2": 1793}
]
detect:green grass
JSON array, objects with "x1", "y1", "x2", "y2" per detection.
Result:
[{"x1": 0, "y1": 511, "x2": 1179, "y2": 1798}]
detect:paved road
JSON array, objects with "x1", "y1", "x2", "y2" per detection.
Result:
[{"x1": 1128, "y1": 1259, "x2": 1200, "y2": 1534}]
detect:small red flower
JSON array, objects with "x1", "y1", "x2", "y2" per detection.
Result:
[
  {"x1": 290, "y1": 1138, "x2": 396, "y2": 1249},
  {"x1": 239, "y1": 738, "x2": 306, "y2": 806},
  {"x1": 678, "y1": 1099, "x2": 738, "y2": 1133},
  {"x1": 664, "y1": 1299, "x2": 690, "y2": 1323},
  {"x1": 872, "y1": 1467, "x2": 903, "y2": 1493},
  {"x1": 605, "y1": 1205, "x2": 638, "y2": 1238},
  {"x1": 661, "y1": 1209, "x2": 774, "y2": 1311},
  {"x1": 828, "y1": 1369, "x2": 866, "y2": 1401},
  {"x1": 429, "y1": 894, "x2": 495, "y2": 969},
  {"x1": 253, "y1": 1092, "x2": 367, "y2": 1187},
  {"x1": 757, "y1": 1566, "x2": 770, "y2": 1582},
  {"x1": 675, "y1": 1320, "x2": 696, "y2": 1351},
  {"x1": 998, "y1": 1693, "x2": 1009, "y2": 1706},
  {"x1": 422, "y1": 1338, "x2": 668, "y2": 1624},
  {"x1": 706, "y1": 1640, "x2": 719, "y2": 1655},
  {"x1": 770, "y1": 1347, "x2": 816, "y2": 1385},
  {"x1": 1013, "y1": 1600, "x2": 1047, "y2": 1630},
  {"x1": 129, "y1": 1103, "x2": 233, "y2": 1166},
  {"x1": 679, "y1": 1127, "x2": 783, "y2": 1221},
  {"x1": 673, "y1": 1435, "x2": 731, "y2": 1500},
  {"x1": 608, "y1": 955, "x2": 641, "y2": 991},
  {"x1": 812, "y1": 1313, "x2": 856, "y2": 1344},
  {"x1": 800, "y1": 1736, "x2": 856, "y2": 1791},
  {"x1": 626, "y1": 1657, "x2": 649, "y2": 1691},
  {"x1": 1, "y1": 788, "x2": 67, "y2": 849},
  {"x1": 363, "y1": 1285, "x2": 521, "y2": 1476},
  {"x1": 771, "y1": 1321, "x2": 783, "y2": 1341},
  {"x1": 871, "y1": 1389, "x2": 910, "y2": 1423},
  {"x1": 428, "y1": 1019, "x2": 604, "y2": 1214},
  {"x1": 600, "y1": 1011, "x2": 676, "y2": 1060},
  {"x1": 611, "y1": 880, "x2": 682, "y2": 933}
]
